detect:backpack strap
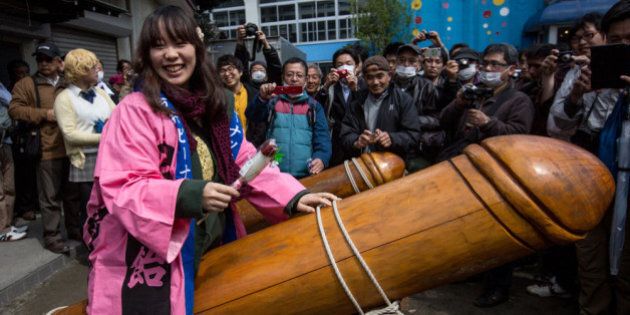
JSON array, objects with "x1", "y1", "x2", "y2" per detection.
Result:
[{"x1": 31, "y1": 76, "x2": 41, "y2": 109}]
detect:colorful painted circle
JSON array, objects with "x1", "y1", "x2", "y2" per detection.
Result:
[
  {"x1": 500, "y1": 7, "x2": 510, "y2": 16},
  {"x1": 486, "y1": 30, "x2": 492, "y2": 35},
  {"x1": 447, "y1": 26, "x2": 452, "y2": 31},
  {"x1": 412, "y1": 28, "x2": 421, "y2": 36},
  {"x1": 496, "y1": 31, "x2": 500, "y2": 35},
  {"x1": 501, "y1": 21, "x2": 507, "y2": 27},
  {"x1": 483, "y1": 10, "x2": 492, "y2": 18},
  {"x1": 411, "y1": 0, "x2": 422, "y2": 10},
  {"x1": 483, "y1": 23, "x2": 489, "y2": 29},
  {"x1": 447, "y1": 16, "x2": 453, "y2": 22},
  {"x1": 493, "y1": 0, "x2": 505, "y2": 6},
  {"x1": 482, "y1": 0, "x2": 487, "y2": 4},
  {"x1": 442, "y1": 2, "x2": 449, "y2": 9},
  {"x1": 415, "y1": 16, "x2": 423, "y2": 24}
]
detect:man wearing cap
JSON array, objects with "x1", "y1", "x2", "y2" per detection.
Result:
[
  {"x1": 9, "y1": 41, "x2": 80, "y2": 253},
  {"x1": 340, "y1": 56, "x2": 421, "y2": 165},
  {"x1": 393, "y1": 44, "x2": 439, "y2": 170}
]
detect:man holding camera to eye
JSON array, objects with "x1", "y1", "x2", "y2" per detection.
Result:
[
  {"x1": 439, "y1": 43, "x2": 534, "y2": 307},
  {"x1": 234, "y1": 23, "x2": 283, "y2": 89}
]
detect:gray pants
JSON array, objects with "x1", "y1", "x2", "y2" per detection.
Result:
[
  {"x1": 36, "y1": 158, "x2": 81, "y2": 244},
  {"x1": 0, "y1": 145, "x2": 15, "y2": 233}
]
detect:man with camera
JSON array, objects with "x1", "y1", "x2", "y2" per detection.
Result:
[
  {"x1": 439, "y1": 43, "x2": 534, "y2": 307},
  {"x1": 321, "y1": 47, "x2": 366, "y2": 166},
  {"x1": 548, "y1": 4, "x2": 630, "y2": 314},
  {"x1": 547, "y1": 13, "x2": 618, "y2": 146},
  {"x1": 339, "y1": 56, "x2": 421, "y2": 165},
  {"x1": 234, "y1": 23, "x2": 282, "y2": 89}
]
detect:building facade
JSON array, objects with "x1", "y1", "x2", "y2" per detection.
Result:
[{"x1": 211, "y1": 0, "x2": 358, "y2": 67}]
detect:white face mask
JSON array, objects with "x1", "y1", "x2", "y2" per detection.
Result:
[
  {"x1": 395, "y1": 65, "x2": 417, "y2": 78},
  {"x1": 458, "y1": 64, "x2": 477, "y2": 81},
  {"x1": 251, "y1": 70, "x2": 266, "y2": 83},
  {"x1": 337, "y1": 64, "x2": 355, "y2": 74},
  {"x1": 97, "y1": 71, "x2": 104, "y2": 82},
  {"x1": 478, "y1": 70, "x2": 505, "y2": 87}
]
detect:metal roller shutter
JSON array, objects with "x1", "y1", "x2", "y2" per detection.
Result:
[{"x1": 51, "y1": 26, "x2": 119, "y2": 81}]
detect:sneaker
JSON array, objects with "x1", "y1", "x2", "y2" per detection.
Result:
[
  {"x1": 11, "y1": 224, "x2": 28, "y2": 234},
  {"x1": 45, "y1": 239, "x2": 70, "y2": 254},
  {"x1": 526, "y1": 277, "x2": 570, "y2": 298},
  {"x1": 0, "y1": 229, "x2": 27, "y2": 241}
]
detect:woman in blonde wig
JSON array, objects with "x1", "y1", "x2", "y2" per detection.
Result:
[{"x1": 54, "y1": 48, "x2": 115, "y2": 237}]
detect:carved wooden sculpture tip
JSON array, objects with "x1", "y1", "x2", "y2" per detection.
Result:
[{"x1": 464, "y1": 135, "x2": 615, "y2": 243}]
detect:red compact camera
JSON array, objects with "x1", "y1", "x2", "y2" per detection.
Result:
[
  {"x1": 273, "y1": 85, "x2": 303, "y2": 95},
  {"x1": 336, "y1": 69, "x2": 349, "y2": 78}
]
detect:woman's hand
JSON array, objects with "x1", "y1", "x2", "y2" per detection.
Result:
[
  {"x1": 202, "y1": 182, "x2": 240, "y2": 213},
  {"x1": 296, "y1": 192, "x2": 340, "y2": 213}
]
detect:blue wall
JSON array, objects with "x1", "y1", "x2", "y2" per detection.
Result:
[
  {"x1": 401, "y1": 0, "x2": 545, "y2": 51},
  {"x1": 296, "y1": 40, "x2": 357, "y2": 63}
]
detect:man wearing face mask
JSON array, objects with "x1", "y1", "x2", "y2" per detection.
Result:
[
  {"x1": 247, "y1": 57, "x2": 331, "y2": 178},
  {"x1": 439, "y1": 43, "x2": 534, "y2": 307},
  {"x1": 321, "y1": 48, "x2": 367, "y2": 166},
  {"x1": 340, "y1": 56, "x2": 420, "y2": 164},
  {"x1": 234, "y1": 25, "x2": 282, "y2": 89},
  {"x1": 392, "y1": 44, "x2": 439, "y2": 169}
]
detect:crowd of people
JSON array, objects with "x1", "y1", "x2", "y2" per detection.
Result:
[{"x1": 0, "y1": 1, "x2": 628, "y2": 314}]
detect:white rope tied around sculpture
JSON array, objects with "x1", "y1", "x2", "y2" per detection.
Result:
[
  {"x1": 343, "y1": 158, "x2": 375, "y2": 194},
  {"x1": 315, "y1": 200, "x2": 403, "y2": 315}
]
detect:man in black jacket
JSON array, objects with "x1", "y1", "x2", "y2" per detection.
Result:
[{"x1": 340, "y1": 56, "x2": 421, "y2": 164}]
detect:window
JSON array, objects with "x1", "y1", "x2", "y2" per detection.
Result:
[
  {"x1": 338, "y1": 0, "x2": 351, "y2": 15},
  {"x1": 229, "y1": 10, "x2": 245, "y2": 26},
  {"x1": 213, "y1": 11, "x2": 228, "y2": 27},
  {"x1": 261, "y1": 6, "x2": 277, "y2": 23},
  {"x1": 328, "y1": 20, "x2": 336, "y2": 40},
  {"x1": 278, "y1": 4, "x2": 295, "y2": 21},
  {"x1": 215, "y1": 0, "x2": 244, "y2": 8},
  {"x1": 339, "y1": 18, "x2": 354, "y2": 39},
  {"x1": 299, "y1": 2, "x2": 315, "y2": 19},
  {"x1": 260, "y1": 0, "x2": 279, "y2": 3},
  {"x1": 317, "y1": 1, "x2": 335, "y2": 17}
]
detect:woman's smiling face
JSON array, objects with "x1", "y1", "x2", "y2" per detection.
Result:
[{"x1": 150, "y1": 22, "x2": 197, "y2": 87}]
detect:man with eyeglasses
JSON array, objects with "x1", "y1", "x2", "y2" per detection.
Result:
[
  {"x1": 439, "y1": 43, "x2": 534, "y2": 307},
  {"x1": 392, "y1": 44, "x2": 439, "y2": 170},
  {"x1": 547, "y1": 12, "x2": 618, "y2": 144},
  {"x1": 248, "y1": 57, "x2": 331, "y2": 178},
  {"x1": 551, "y1": 3, "x2": 630, "y2": 314},
  {"x1": 217, "y1": 54, "x2": 266, "y2": 147},
  {"x1": 8, "y1": 42, "x2": 80, "y2": 253}
]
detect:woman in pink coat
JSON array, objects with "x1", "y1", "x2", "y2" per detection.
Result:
[{"x1": 82, "y1": 6, "x2": 336, "y2": 315}]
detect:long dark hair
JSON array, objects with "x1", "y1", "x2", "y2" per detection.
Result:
[{"x1": 134, "y1": 5, "x2": 226, "y2": 120}]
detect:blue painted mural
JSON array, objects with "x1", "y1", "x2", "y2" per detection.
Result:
[{"x1": 402, "y1": 0, "x2": 545, "y2": 51}]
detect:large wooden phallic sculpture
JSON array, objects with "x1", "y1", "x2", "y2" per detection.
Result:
[
  {"x1": 53, "y1": 135, "x2": 614, "y2": 315},
  {"x1": 237, "y1": 151, "x2": 405, "y2": 232}
]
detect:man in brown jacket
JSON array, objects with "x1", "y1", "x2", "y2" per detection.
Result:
[{"x1": 9, "y1": 42, "x2": 80, "y2": 253}]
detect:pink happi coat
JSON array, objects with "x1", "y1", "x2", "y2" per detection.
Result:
[{"x1": 83, "y1": 92, "x2": 304, "y2": 315}]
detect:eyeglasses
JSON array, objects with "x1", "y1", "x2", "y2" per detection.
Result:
[
  {"x1": 571, "y1": 31, "x2": 597, "y2": 43},
  {"x1": 219, "y1": 65, "x2": 238, "y2": 74},
  {"x1": 481, "y1": 60, "x2": 509, "y2": 70},
  {"x1": 285, "y1": 72, "x2": 305, "y2": 79}
]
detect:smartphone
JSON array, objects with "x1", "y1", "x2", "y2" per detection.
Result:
[
  {"x1": 273, "y1": 85, "x2": 303, "y2": 95},
  {"x1": 590, "y1": 43, "x2": 630, "y2": 89}
]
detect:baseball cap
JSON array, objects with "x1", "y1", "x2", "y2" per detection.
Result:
[
  {"x1": 397, "y1": 44, "x2": 422, "y2": 56},
  {"x1": 32, "y1": 42, "x2": 62, "y2": 58}
]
